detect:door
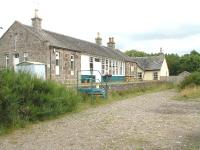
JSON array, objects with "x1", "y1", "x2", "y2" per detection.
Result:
[{"x1": 13, "y1": 53, "x2": 19, "y2": 70}]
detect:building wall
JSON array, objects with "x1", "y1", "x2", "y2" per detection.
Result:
[
  {"x1": 0, "y1": 21, "x2": 81, "y2": 84},
  {"x1": 160, "y1": 58, "x2": 169, "y2": 77},
  {"x1": 81, "y1": 54, "x2": 126, "y2": 82},
  {"x1": 0, "y1": 21, "x2": 49, "y2": 69},
  {"x1": 50, "y1": 48, "x2": 81, "y2": 84},
  {"x1": 137, "y1": 66, "x2": 144, "y2": 80},
  {"x1": 125, "y1": 61, "x2": 138, "y2": 81},
  {"x1": 144, "y1": 71, "x2": 161, "y2": 80}
]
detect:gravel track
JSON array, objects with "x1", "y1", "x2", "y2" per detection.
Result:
[{"x1": 1, "y1": 90, "x2": 200, "y2": 150}]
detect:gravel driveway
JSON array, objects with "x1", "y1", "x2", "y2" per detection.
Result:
[{"x1": 0, "y1": 90, "x2": 200, "y2": 150}]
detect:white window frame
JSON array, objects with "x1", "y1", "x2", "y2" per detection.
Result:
[
  {"x1": 70, "y1": 55, "x2": 75, "y2": 75},
  {"x1": 23, "y1": 52, "x2": 28, "y2": 61},
  {"x1": 89, "y1": 56, "x2": 93, "y2": 71},
  {"x1": 102, "y1": 58, "x2": 105, "y2": 75},
  {"x1": 55, "y1": 52, "x2": 60, "y2": 75}
]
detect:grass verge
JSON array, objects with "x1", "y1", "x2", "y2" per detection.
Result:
[
  {"x1": 76, "y1": 82, "x2": 174, "y2": 112},
  {"x1": 175, "y1": 86, "x2": 200, "y2": 101}
]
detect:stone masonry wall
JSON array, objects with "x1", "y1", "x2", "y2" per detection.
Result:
[
  {"x1": 0, "y1": 21, "x2": 81, "y2": 84},
  {"x1": 50, "y1": 48, "x2": 81, "y2": 84},
  {"x1": 0, "y1": 22, "x2": 49, "y2": 68}
]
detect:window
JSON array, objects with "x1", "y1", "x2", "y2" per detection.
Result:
[
  {"x1": 15, "y1": 53, "x2": 19, "y2": 58},
  {"x1": 95, "y1": 58, "x2": 100, "y2": 62},
  {"x1": 137, "y1": 72, "x2": 142, "y2": 80},
  {"x1": 23, "y1": 52, "x2": 28, "y2": 61},
  {"x1": 153, "y1": 72, "x2": 158, "y2": 80},
  {"x1": 102, "y1": 58, "x2": 105, "y2": 75},
  {"x1": 120, "y1": 62, "x2": 123, "y2": 75},
  {"x1": 89, "y1": 57, "x2": 93, "y2": 71},
  {"x1": 70, "y1": 55, "x2": 74, "y2": 70},
  {"x1": 105, "y1": 59, "x2": 108, "y2": 74},
  {"x1": 109, "y1": 60, "x2": 112, "y2": 74},
  {"x1": 55, "y1": 52, "x2": 60, "y2": 75},
  {"x1": 112, "y1": 60, "x2": 115, "y2": 75},
  {"x1": 6, "y1": 54, "x2": 9, "y2": 68},
  {"x1": 116, "y1": 61, "x2": 118, "y2": 75}
]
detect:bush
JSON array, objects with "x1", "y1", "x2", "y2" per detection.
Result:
[
  {"x1": 0, "y1": 69, "x2": 82, "y2": 133},
  {"x1": 179, "y1": 72, "x2": 200, "y2": 89}
]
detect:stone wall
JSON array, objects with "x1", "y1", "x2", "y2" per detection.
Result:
[
  {"x1": 50, "y1": 48, "x2": 81, "y2": 84},
  {"x1": 125, "y1": 61, "x2": 137, "y2": 81},
  {"x1": 109, "y1": 81, "x2": 166, "y2": 91},
  {"x1": 0, "y1": 21, "x2": 81, "y2": 84},
  {"x1": 161, "y1": 71, "x2": 191, "y2": 84},
  {"x1": 0, "y1": 22, "x2": 49, "y2": 68}
]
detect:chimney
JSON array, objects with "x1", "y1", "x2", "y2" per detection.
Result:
[
  {"x1": 95, "y1": 32, "x2": 102, "y2": 46},
  {"x1": 107, "y1": 37, "x2": 115, "y2": 49},
  {"x1": 31, "y1": 9, "x2": 42, "y2": 30},
  {"x1": 160, "y1": 47, "x2": 163, "y2": 53}
]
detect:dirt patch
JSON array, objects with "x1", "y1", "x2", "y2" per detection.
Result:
[{"x1": 0, "y1": 90, "x2": 200, "y2": 150}]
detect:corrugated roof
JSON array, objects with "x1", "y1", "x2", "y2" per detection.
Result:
[{"x1": 17, "y1": 61, "x2": 45, "y2": 66}]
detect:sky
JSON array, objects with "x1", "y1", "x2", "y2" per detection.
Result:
[{"x1": 1, "y1": 0, "x2": 200, "y2": 55}]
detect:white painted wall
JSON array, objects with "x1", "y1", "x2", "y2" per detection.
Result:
[
  {"x1": 160, "y1": 58, "x2": 169, "y2": 77},
  {"x1": 144, "y1": 71, "x2": 161, "y2": 80},
  {"x1": 16, "y1": 64, "x2": 46, "y2": 80},
  {"x1": 81, "y1": 54, "x2": 90, "y2": 75},
  {"x1": 81, "y1": 54, "x2": 102, "y2": 82},
  {"x1": 93, "y1": 59, "x2": 101, "y2": 82}
]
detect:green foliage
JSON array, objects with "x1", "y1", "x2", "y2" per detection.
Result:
[
  {"x1": 165, "y1": 54, "x2": 180, "y2": 75},
  {"x1": 179, "y1": 72, "x2": 200, "y2": 89},
  {"x1": 179, "y1": 50, "x2": 200, "y2": 73},
  {"x1": 124, "y1": 49, "x2": 148, "y2": 57},
  {"x1": 0, "y1": 69, "x2": 82, "y2": 134},
  {"x1": 166, "y1": 50, "x2": 200, "y2": 75},
  {"x1": 124, "y1": 49, "x2": 159, "y2": 57}
]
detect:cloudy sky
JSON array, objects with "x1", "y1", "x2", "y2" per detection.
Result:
[{"x1": 1, "y1": 0, "x2": 200, "y2": 55}]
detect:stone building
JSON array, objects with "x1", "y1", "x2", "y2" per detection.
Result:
[{"x1": 0, "y1": 10, "x2": 169, "y2": 83}]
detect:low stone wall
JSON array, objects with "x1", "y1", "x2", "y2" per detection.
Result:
[
  {"x1": 162, "y1": 71, "x2": 191, "y2": 84},
  {"x1": 109, "y1": 81, "x2": 166, "y2": 91}
]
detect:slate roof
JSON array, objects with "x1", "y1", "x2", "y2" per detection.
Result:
[
  {"x1": 19, "y1": 22, "x2": 127, "y2": 61},
  {"x1": 129, "y1": 55, "x2": 165, "y2": 71}
]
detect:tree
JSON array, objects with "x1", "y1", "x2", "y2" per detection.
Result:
[
  {"x1": 165, "y1": 54, "x2": 180, "y2": 75},
  {"x1": 178, "y1": 51, "x2": 200, "y2": 73},
  {"x1": 124, "y1": 49, "x2": 148, "y2": 57}
]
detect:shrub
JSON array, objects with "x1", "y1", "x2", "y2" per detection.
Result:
[
  {"x1": 179, "y1": 72, "x2": 200, "y2": 89},
  {"x1": 0, "y1": 69, "x2": 82, "y2": 132}
]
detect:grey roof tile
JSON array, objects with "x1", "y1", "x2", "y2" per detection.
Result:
[
  {"x1": 23, "y1": 24, "x2": 127, "y2": 61},
  {"x1": 129, "y1": 55, "x2": 165, "y2": 71}
]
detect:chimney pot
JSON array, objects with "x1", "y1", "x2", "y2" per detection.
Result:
[
  {"x1": 31, "y1": 9, "x2": 42, "y2": 30},
  {"x1": 95, "y1": 32, "x2": 102, "y2": 46}
]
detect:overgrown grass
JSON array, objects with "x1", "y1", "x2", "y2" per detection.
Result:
[
  {"x1": 0, "y1": 69, "x2": 174, "y2": 135},
  {"x1": 176, "y1": 86, "x2": 200, "y2": 100},
  {"x1": 0, "y1": 69, "x2": 82, "y2": 135},
  {"x1": 176, "y1": 72, "x2": 200, "y2": 100},
  {"x1": 77, "y1": 83, "x2": 174, "y2": 112}
]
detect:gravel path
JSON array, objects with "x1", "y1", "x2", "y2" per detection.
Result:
[{"x1": 1, "y1": 90, "x2": 200, "y2": 150}]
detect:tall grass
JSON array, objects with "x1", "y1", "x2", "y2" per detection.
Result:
[
  {"x1": 176, "y1": 72, "x2": 200, "y2": 100},
  {"x1": 178, "y1": 86, "x2": 200, "y2": 99},
  {"x1": 0, "y1": 69, "x2": 82, "y2": 134}
]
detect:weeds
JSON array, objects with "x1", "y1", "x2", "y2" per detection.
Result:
[{"x1": 0, "y1": 69, "x2": 82, "y2": 135}]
